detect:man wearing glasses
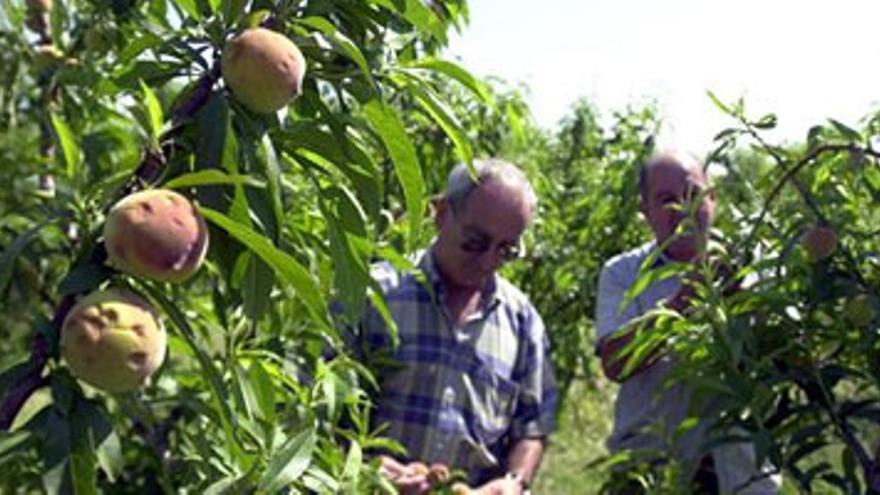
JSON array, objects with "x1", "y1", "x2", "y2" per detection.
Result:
[{"x1": 355, "y1": 159, "x2": 557, "y2": 494}]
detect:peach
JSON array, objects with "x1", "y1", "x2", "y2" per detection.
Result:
[
  {"x1": 60, "y1": 288, "x2": 166, "y2": 393},
  {"x1": 221, "y1": 27, "x2": 306, "y2": 113},
  {"x1": 801, "y1": 225, "x2": 837, "y2": 261},
  {"x1": 104, "y1": 189, "x2": 208, "y2": 283}
]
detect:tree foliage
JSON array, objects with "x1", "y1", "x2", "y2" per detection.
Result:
[{"x1": 0, "y1": 0, "x2": 491, "y2": 492}]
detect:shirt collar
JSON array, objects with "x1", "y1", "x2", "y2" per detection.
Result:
[{"x1": 647, "y1": 240, "x2": 672, "y2": 269}]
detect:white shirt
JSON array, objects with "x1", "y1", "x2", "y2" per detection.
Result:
[{"x1": 596, "y1": 241, "x2": 781, "y2": 494}]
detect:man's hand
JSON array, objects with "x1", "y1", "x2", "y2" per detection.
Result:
[
  {"x1": 377, "y1": 456, "x2": 431, "y2": 494},
  {"x1": 598, "y1": 327, "x2": 665, "y2": 382},
  {"x1": 473, "y1": 476, "x2": 523, "y2": 495}
]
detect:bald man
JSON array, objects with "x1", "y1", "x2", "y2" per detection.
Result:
[
  {"x1": 356, "y1": 159, "x2": 557, "y2": 494},
  {"x1": 595, "y1": 152, "x2": 780, "y2": 493}
]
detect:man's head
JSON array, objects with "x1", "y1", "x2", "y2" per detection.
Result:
[
  {"x1": 433, "y1": 159, "x2": 537, "y2": 289},
  {"x1": 638, "y1": 151, "x2": 716, "y2": 262}
]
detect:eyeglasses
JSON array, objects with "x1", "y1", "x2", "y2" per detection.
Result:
[
  {"x1": 449, "y1": 203, "x2": 527, "y2": 262},
  {"x1": 459, "y1": 234, "x2": 526, "y2": 261}
]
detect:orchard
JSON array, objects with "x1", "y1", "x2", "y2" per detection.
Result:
[{"x1": 1, "y1": 0, "x2": 880, "y2": 494}]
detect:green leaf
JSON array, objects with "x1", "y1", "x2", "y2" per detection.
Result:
[
  {"x1": 204, "y1": 476, "x2": 239, "y2": 495},
  {"x1": 299, "y1": 17, "x2": 373, "y2": 87},
  {"x1": 362, "y1": 99, "x2": 425, "y2": 250},
  {"x1": 326, "y1": 185, "x2": 367, "y2": 237},
  {"x1": 139, "y1": 284, "x2": 244, "y2": 464},
  {"x1": 341, "y1": 440, "x2": 363, "y2": 489},
  {"x1": 317, "y1": 362, "x2": 337, "y2": 420},
  {"x1": 40, "y1": 410, "x2": 70, "y2": 495},
  {"x1": 0, "y1": 431, "x2": 32, "y2": 460},
  {"x1": 68, "y1": 401, "x2": 99, "y2": 495},
  {"x1": 247, "y1": 360, "x2": 276, "y2": 425},
  {"x1": 322, "y1": 194, "x2": 371, "y2": 324},
  {"x1": 370, "y1": 0, "x2": 446, "y2": 42},
  {"x1": 706, "y1": 90, "x2": 733, "y2": 117},
  {"x1": 50, "y1": 114, "x2": 82, "y2": 178},
  {"x1": 828, "y1": 118, "x2": 862, "y2": 142},
  {"x1": 259, "y1": 427, "x2": 316, "y2": 492},
  {"x1": 79, "y1": 401, "x2": 121, "y2": 483},
  {"x1": 243, "y1": 9, "x2": 271, "y2": 28},
  {"x1": 242, "y1": 255, "x2": 274, "y2": 321},
  {"x1": 205, "y1": 0, "x2": 220, "y2": 15},
  {"x1": 140, "y1": 80, "x2": 165, "y2": 146},
  {"x1": 164, "y1": 170, "x2": 266, "y2": 189},
  {"x1": 0, "y1": 220, "x2": 56, "y2": 295},
  {"x1": 278, "y1": 124, "x2": 382, "y2": 222},
  {"x1": 753, "y1": 113, "x2": 777, "y2": 130},
  {"x1": 57, "y1": 259, "x2": 114, "y2": 296},
  {"x1": 233, "y1": 363, "x2": 257, "y2": 421},
  {"x1": 621, "y1": 261, "x2": 689, "y2": 311},
  {"x1": 118, "y1": 32, "x2": 164, "y2": 65},
  {"x1": 403, "y1": 58, "x2": 492, "y2": 104},
  {"x1": 256, "y1": 134, "x2": 283, "y2": 242},
  {"x1": 221, "y1": 0, "x2": 248, "y2": 23},
  {"x1": 171, "y1": 0, "x2": 201, "y2": 19},
  {"x1": 199, "y1": 207, "x2": 330, "y2": 328},
  {"x1": 400, "y1": 73, "x2": 473, "y2": 165}
]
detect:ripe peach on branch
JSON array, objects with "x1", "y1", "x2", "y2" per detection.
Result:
[
  {"x1": 801, "y1": 224, "x2": 837, "y2": 261},
  {"x1": 60, "y1": 288, "x2": 166, "y2": 393},
  {"x1": 221, "y1": 27, "x2": 306, "y2": 114},
  {"x1": 103, "y1": 189, "x2": 209, "y2": 283}
]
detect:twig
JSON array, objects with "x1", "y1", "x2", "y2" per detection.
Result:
[{"x1": 743, "y1": 142, "x2": 880, "y2": 251}]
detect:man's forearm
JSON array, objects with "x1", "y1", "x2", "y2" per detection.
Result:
[
  {"x1": 598, "y1": 288, "x2": 691, "y2": 382},
  {"x1": 506, "y1": 437, "x2": 545, "y2": 485}
]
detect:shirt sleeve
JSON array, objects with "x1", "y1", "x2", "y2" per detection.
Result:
[
  {"x1": 595, "y1": 258, "x2": 638, "y2": 350},
  {"x1": 509, "y1": 305, "x2": 558, "y2": 440}
]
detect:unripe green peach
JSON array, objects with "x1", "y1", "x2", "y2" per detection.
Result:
[
  {"x1": 221, "y1": 27, "x2": 306, "y2": 113},
  {"x1": 103, "y1": 189, "x2": 209, "y2": 283},
  {"x1": 801, "y1": 225, "x2": 837, "y2": 261},
  {"x1": 61, "y1": 288, "x2": 166, "y2": 393},
  {"x1": 845, "y1": 294, "x2": 875, "y2": 328}
]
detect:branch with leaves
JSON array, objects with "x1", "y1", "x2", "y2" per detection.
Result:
[{"x1": 0, "y1": 64, "x2": 221, "y2": 431}]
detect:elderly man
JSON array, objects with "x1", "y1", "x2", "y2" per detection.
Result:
[
  {"x1": 354, "y1": 159, "x2": 557, "y2": 494},
  {"x1": 595, "y1": 152, "x2": 780, "y2": 493}
]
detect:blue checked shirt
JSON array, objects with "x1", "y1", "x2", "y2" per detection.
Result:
[{"x1": 354, "y1": 249, "x2": 557, "y2": 484}]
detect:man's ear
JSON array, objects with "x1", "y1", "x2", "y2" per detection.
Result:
[{"x1": 434, "y1": 197, "x2": 450, "y2": 229}]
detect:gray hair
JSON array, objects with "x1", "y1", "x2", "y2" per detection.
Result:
[{"x1": 445, "y1": 159, "x2": 537, "y2": 215}]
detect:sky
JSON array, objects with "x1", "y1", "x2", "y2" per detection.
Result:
[{"x1": 445, "y1": 0, "x2": 880, "y2": 155}]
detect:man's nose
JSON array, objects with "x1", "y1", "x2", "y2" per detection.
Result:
[{"x1": 478, "y1": 248, "x2": 504, "y2": 272}]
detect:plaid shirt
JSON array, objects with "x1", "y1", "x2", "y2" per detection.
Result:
[{"x1": 355, "y1": 249, "x2": 557, "y2": 484}]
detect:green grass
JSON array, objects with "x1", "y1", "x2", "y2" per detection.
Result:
[
  {"x1": 533, "y1": 379, "x2": 616, "y2": 494},
  {"x1": 532, "y1": 379, "x2": 875, "y2": 494}
]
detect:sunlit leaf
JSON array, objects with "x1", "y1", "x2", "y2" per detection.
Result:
[
  {"x1": 50, "y1": 114, "x2": 81, "y2": 178},
  {"x1": 362, "y1": 99, "x2": 424, "y2": 250},
  {"x1": 200, "y1": 207, "x2": 329, "y2": 327},
  {"x1": 259, "y1": 427, "x2": 316, "y2": 492}
]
